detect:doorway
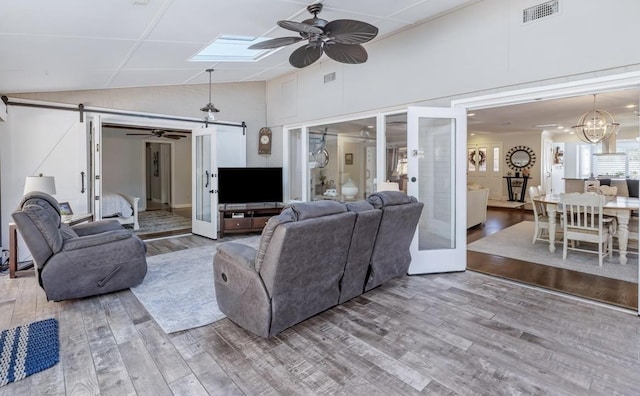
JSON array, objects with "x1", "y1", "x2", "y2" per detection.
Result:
[
  {"x1": 145, "y1": 142, "x2": 172, "y2": 211},
  {"x1": 101, "y1": 123, "x2": 193, "y2": 238},
  {"x1": 458, "y1": 74, "x2": 640, "y2": 313}
]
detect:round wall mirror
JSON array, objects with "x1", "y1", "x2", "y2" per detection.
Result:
[{"x1": 506, "y1": 146, "x2": 536, "y2": 170}]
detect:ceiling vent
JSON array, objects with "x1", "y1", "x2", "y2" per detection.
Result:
[
  {"x1": 523, "y1": 0, "x2": 559, "y2": 23},
  {"x1": 324, "y1": 72, "x2": 336, "y2": 84}
]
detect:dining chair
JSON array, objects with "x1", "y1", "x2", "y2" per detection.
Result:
[
  {"x1": 529, "y1": 186, "x2": 560, "y2": 244},
  {"x1": 561, "y1": 192, "x2": 612, "y2": 267},
  {"x1": 584, "y1": 180, "x2": 600, "y2": 193}
]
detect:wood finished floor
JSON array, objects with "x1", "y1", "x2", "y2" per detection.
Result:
[
  {"x1": 468, "y1": 208, "x2": 639, "y2": 310},
  {"x1": 1, "y1": 218, "x2": 639, "y2": 394}
]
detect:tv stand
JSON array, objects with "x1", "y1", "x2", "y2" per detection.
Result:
[{"x1": 218, "y1": 203, "x2": 284, "y2": 238}]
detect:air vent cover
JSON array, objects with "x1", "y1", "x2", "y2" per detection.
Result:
[
  {"x1": 324, "y1": 72, "x2": 336, "y2": 84},
  {"x1": 523, "y1": 0, "x2": 559, "y2": 23}
]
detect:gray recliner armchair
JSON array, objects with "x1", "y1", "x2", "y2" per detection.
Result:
[{"x1": 12, "y1": 192, "x2": 147, "y2": 301}]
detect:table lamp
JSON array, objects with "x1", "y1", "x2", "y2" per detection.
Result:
[{"x1": 24, "y1": 174, "x2": 56, "y2": 195}]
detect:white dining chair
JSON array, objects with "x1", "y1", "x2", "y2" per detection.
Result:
[
  {"x1": 561, "y1": 192, "x2": 612, "y2": 267},
  {"x1": 584, "y1": 180, "x2": 600, "y2": 193},
  {"x1": 529, "y1": 186, "x2": 560, "y2": 244}
]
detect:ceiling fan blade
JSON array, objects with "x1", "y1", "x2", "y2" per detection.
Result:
[
  {"x1": 289, "y1": 44, "x2": 323, "y2": 68},
  {"x1": 248, "y1": 37, "x2": 303, "y2": 50},
  {"x1": 126, "y1": 133, "x2": 152, "y2": 136},
  {"x1": 325, "y1": 20, "x2": 379, "y2": 44},
  {"x1": 278, "y1": 20, "x2": 323, "y2": 35},
  {"x1": 323, "y1": 42, "x2": 368, "y2": 64},
  {"x1": 164, "y1": 134, "x2": 186, "y2": 139}
]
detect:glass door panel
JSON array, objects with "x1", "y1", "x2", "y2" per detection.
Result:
[
  {"x1": 192, "y1": 127, "x2": 217, "y2": 239},
  {"x1": 407, "y1": 106, "x2": 466, "y2": 274}
]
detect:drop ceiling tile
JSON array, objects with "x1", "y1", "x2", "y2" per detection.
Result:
[
  {"x1": 0, "y1": 70, "x2": 114, "y2": 93},
  {"x1": 0, "y1": 36, "x2": 134, "y2": 70},
  {"x1": 108, "y1": 69, "x2": 206, "y2": 89},
  {"x1": 146, "y1": 0, "x2": 306, "y2": 42},
  {"x1": 0, "y1": 0, "x2": 166, "y2": 39},
  {"x1": 124, "y1": 41, "x2": 207, "y2": 69}
]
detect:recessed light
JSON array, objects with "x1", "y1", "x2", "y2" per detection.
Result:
[
  {"x1": 467, "y1": 113, "x2": 475, "y2": 117},
  {"x1": 556, "y1": 126, "x2": 563, "y2": 129},
  {"x1": 535, "y1": 123, "x2": 558, "y2": 128},
  {"x1": 625, "y1": 104, "x2": 636, "y2": 109},
  {"x1": 564, "y1": 129, "x2": 570, "y2": 132},
  {"x1": 470, "y1": 133, "x2": 476, "y2": 136}
]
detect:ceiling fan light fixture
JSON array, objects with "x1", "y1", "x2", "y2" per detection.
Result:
[
  {"x1": 250, "y1": 3, "x2": 378, "y2": 68},
  {"x1": 200, "y1": 69, "x2": 220, "y2": 120},
  {"x1": 571, "y1": 94, "x2": 620, "y2": 144}
]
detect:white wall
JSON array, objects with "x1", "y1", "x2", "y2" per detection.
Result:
[
  {"x1": 102, "y1": 131, "x2": 147, "y2": 206},
  {"x1": 266, "y1": 0, "x2": 640, "y2": 128},
  {"x1": 10, "y1": 80, "x2": 271, "y2": 166},
  {"x1": 469, "y1": 131, "x2": 542, "y2": 200}
]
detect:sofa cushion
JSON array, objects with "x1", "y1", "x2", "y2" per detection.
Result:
[
  {"x1": 288, "y1": 200, "x2": 346, "y2": 220},
  {"x1": 345, "y1": 200, "x2": 375, "y2": 212},
  {"x1": 367, "y1": 191, "x2": 416, "y2": 209},
  {"x1": 22, "y1": 201, "x2": 63, "y2": 254}
]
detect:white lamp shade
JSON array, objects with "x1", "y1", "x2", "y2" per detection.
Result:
[{"x1": 24, "y1": 175, "x2": 56, "y2": 195}]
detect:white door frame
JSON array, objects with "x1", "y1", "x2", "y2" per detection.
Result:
[{"x1": 453, "y1": 70, "x2": 640, "y2": 315}]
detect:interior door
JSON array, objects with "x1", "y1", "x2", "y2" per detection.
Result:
[
  {"x1": 407, "y1": 106, "x2": 467, "y2": 274},
  {"x1": 89, "y1": 115, "x2": 102, "y2": 219},
  {"x1": 192, "y1": 126, "x2": 217, "y2": 239}
]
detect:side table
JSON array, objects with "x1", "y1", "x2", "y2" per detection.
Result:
[{"x1": 9, "y1": 213, "x2": 93, "y2": 278}]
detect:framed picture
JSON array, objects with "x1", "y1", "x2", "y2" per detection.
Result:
[
  {"x1": 345, "y1": 153, "x2": 353, "y2": 165},
  {"x1": 59, "y1": 202, "x2": 73, "y2": 215}
]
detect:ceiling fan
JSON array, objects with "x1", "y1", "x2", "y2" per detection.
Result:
[
  {"x1": 125, "y1": 129, "x2": 187, "y2": 140},
  {"x1": 249, "y1": 3, "x2": 378, "y2": 68}
]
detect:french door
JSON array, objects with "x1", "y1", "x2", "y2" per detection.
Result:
[
  {"x1": 407, "y1": 106, "x2": 467, "y2": 274},
  {"x1": 89, "y1": 115, "x2": 102, "y2": 219},
  {"x1": 192, "y1": 126, "x2": 218, "y2": 239}
]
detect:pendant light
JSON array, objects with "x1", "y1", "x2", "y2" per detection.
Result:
[
  {"x1": 200, "y1": 69, "x2": 220, "y2": 121},
  {"x1": 571, "y1": 94, "x2": 620, "y2": 144}
]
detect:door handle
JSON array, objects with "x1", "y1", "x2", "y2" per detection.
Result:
[
  {"x1": 205, "y1": 170, "x2": 210, "y2": 188},
  {"x1": 80, "y1": 171, "x2": 86, "y2": 193}
]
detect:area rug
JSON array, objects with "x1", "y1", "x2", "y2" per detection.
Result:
[
  {"x1": 487, "y1": 199, "x2": 526, "y2": 209},
  {"x1": 132, "y1": 235, "x2": 261, "y2": 334},
  {"x1": 468, "y1": 221, "x2": 638, "y2": 283},
  {"x1": 0, "y1": 318, "x2": 59, "y2": 387},
  {"x1": 133, "y1": 210, "x2": 191, "y2": 236}
]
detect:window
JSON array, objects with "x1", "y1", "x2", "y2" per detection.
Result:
[{"x1": 493, "y1": 146, "x2": 500, "y2": 172}]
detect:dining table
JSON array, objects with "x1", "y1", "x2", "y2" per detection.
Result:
[{"x1": 533, "y1": 194, "x2": 639, "y2": 265}]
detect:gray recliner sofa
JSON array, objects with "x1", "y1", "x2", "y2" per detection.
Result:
[
  {"x1": 213, "y1": 192, "x2": 423, "y2": 338},
  {"x1": 12, "y1": 192, "x2": 148, "y2": 301}
]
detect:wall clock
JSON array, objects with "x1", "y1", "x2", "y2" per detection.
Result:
[{"x1": 258, "y1": 127, "x2": 272, "y2": 155}]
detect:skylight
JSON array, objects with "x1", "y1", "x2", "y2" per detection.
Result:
[{"x1": 190, "y1": 35, "x2": 277, "y2": 62}]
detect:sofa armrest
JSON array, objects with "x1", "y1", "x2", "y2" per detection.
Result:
[
  {"x1": 62, "y1": 229, "x2": 133, "y2": 251},
  {"x1": 72, "y1": 219, "x2": 123, "y2": 236},
  {"x1": 213, "y1": 242, "x2": 271, "y2": 337}
]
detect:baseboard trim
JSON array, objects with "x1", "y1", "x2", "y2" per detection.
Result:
[{"x1": 172, "y1": 203, "x2": 192, "y2": 209}]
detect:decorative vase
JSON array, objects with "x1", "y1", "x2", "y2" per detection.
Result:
[{"x1": 342, "y1": 177, "x2": 359, "y2": 199}]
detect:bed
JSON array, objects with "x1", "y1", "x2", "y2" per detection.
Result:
[{"x1": 102, "y1": 192, "x2": 140, "y2": 230}]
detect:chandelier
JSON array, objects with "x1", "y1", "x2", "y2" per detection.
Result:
[
  {"x1": 571, "y1": 94, "x2": 619, "y2": 144},
  {"x1": 200, "y1": 68, "x2": 219, "y2": 122}
]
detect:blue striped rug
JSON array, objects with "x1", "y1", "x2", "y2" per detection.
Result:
[{"x1": 0, "y1": 318, "x2": 59, "y2": 387}]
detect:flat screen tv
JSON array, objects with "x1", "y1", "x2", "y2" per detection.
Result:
[{"x1": 218, "y1": 167, "x2": 283, "y2": 204}]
